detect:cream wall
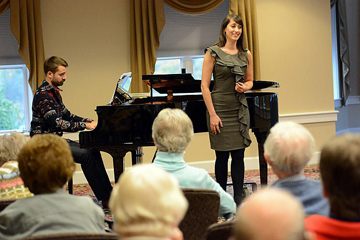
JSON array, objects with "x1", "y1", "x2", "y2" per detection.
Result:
[
  {"x1": 41, "y1": 0, "x2": 131, "y2": 122},
  {"x1": 40, "y1": 0, "x2": 132, "y2": 171},
  {"x1": 256, "y1": 0, "x2": 336, "y2": 146},
  {"x1": 257, "y1": 0, "x2": 334, "y2": 113},
  {"x1": 40, "y1": 0, "x2": 336, "y2": 180}
]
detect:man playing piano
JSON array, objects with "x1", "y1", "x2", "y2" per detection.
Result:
[{"x1": 30, "y1": 56, "x2": 112, "y2": 209}]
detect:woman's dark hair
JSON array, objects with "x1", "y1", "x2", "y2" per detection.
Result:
[{"x1": 216, "y1": 14, "x2": 246, "y2": 51}]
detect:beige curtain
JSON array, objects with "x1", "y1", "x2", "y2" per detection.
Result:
[
  {"x1": 130, "y1": 0, "x2": 224, "y2": 92},
  {"x1": 0, "y1": 0, "x2": 10, "y2": 13},
  {"x1": 130, "y1": 0, "x2": 166, "y2": 93},
  {"x1": 164, "y1": 0, "x2": 224, "y2": 14},
  {"x1": 229, "y1": 0, "x2": 261, "y2": 81},
  {"x1": 0, "y1": 0, "x2": 45, "y2": 94}
]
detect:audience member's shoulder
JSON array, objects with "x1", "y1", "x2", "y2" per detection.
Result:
[
  {"x1": 188, "y1": 165, "x2": 213, "y2": 178},
  {"x1": 306, "y1": 178, "x2": 322, "y2": 184},
  {"x1": 305, "y1": 214, "x2": 340, "y2": 237},
  {"x1": 300, "y1": 178, "x2": 323, "y2": 188},
  {"x1": 305, "y1": 214, "x2": 329, "y2": 227},
  {"x1": 43, "y1": 190, "x2": 105, "y2": 219},
  {"x1": 62, "y1": 191, "x2": 101, "y2": 206},
  {"x1": 68, "y1": 194, "x2": 104, "y2": 214}
]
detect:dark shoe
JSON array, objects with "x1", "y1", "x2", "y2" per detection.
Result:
[{"x1": 234, "y1": 189, "x2": 247, "y2": 206}]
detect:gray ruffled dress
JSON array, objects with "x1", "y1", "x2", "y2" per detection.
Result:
[{"x1": 206, "y1": 45, "x2": 252, "y2": 151}]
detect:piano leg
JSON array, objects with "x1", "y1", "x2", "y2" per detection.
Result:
[
  {"x1": 107, "y1": 146, "x2": 144, "y2": 183},
  {"x1": 108, "y1": 149, "x2": 127, "y2": 183},
  {"x1": 131, "y1": 147, "x2": 144, "y2": 165},
  {"x1": 253, "y1": 131, "x2": 269, "y2": 186}
]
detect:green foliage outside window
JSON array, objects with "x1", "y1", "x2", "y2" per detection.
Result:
[
  {"x1": 0, "y1": 88, "x2": 20, "y2": 130},
  {"x1": 0, "y1": 67, "x2": 27, "y2": 131}
]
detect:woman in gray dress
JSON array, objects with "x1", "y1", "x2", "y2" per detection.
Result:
[{"x1": 201, "y1": 14, "x2": 253, "y2": 205}]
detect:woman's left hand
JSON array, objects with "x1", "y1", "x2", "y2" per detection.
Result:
[{"x1": 235, "y1": 82, "x2": 248, "y2": 93}]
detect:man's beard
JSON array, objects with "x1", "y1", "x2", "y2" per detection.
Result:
[{"x1": 51, "y1": 79, "x2": 64, "y2": 87}]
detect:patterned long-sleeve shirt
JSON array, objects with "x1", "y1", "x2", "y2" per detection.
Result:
[{"x1": 30, "y1": 80, "x2": 92, "y2": 138}]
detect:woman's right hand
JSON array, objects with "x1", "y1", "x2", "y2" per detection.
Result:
[{"x1": 210, "y1": 114, "x2": 223, "y2": 134}]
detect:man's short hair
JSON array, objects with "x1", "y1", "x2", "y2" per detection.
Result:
[
  {"x1": 152, "y1": 108, "x2": 194, "y2": 153},
  {"x1": 264, "y1": 121, "x2": 316, "y2": 175},
  {"x1": 320, "y1": 134, "x2": 360, "y2": 218},
  {"x1": 44, "y1": 56, "x2": 68, "y2": 75},
  {"x1": 18, "y1": 134, "x2": 75, "y2": 194},
  {"x1": 109, "y1": 164, "x2": 188, "y2": 237}
]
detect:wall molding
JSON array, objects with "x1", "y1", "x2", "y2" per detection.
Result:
[{"x1": 279, "y1": 110, "x2": 338, "y2": 124}]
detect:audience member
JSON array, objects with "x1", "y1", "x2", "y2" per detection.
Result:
[
  {"x1": 231, "y1": 188, "x2": 313, "y2": 240},
  {"x1": 305, "y1": 134, "x2": 360, "y2": 239},
  {"x1": 0, "y1": 132, "x2": 33, "y2": 199},
  {"x1": 264, "y1": 121, "x2": 329, "y2": 216},
  {"x1": 0, "y1": 134, "x2": 105, "y2": 239},
  {"x1": 152, "y1": 108, "x2": 236, "y2": 218},
  {"x1": 0, "y1": 132, "x2": 27, "y2": 166},
  {"x1": 109, "y1": 164, "x2": 188, "y2": 240}
]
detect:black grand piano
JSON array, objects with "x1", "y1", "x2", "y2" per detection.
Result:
[{"x1": 79, "y1": 74, "x2": 279, "y2": 185}]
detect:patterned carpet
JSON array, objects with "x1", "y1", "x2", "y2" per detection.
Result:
[
  {"x1": 69, "y1": 163, "x2": 321, "y2": 201},
  {"x1": 69, "y1": 164, "x2": 320, "y2": 223}
]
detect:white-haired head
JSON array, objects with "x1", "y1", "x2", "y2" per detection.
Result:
[
  {"x1": 152, "y1": 108, "x2": 194, "y2": 153},
  {"x1": 264, "y1": 121, "x2": 316, "y2": 175},
  {"x1": 109, "y1": 164, "x2": 188, "y2": 238}
]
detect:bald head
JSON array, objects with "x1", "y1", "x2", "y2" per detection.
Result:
[{"x1": 233, "y1": 188, "x2": 306, "y2": 240}]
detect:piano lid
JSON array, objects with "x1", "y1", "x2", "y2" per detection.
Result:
[
  {"x1": 142, "y1": 73, "x2": 198, "y2": 94},
  {"x1": 142, "y1": 73, "x2": 279, "y2": 93},
  {"x1": 252, "y1": 81, "x2": 280, "y2": 90}
]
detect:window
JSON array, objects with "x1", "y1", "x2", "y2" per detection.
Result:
[
  {"x1": 192, "y1": 57, "x2": 205, "y2": 80},
  {"x1": 0, "y1": 65, "x2": 32, "y2": 133},
  {"x1": 331, "y1": 4, "x2": 340, "y2": 102},
  {"x1": 0, "y1": 9, "x2": 32, "y2": 134},
  {"x1": 154, "y1": 56, "x2": 214, "y2": 82},
  {"x1": 154, "y1": 56, "x2": 206, "y2": 80},
  {"x1": 154, "y1": 1, "x2": 228, "y2": 80},
  {"x1": 154, "y1": 58, "x2": 182, "y2": 74}
]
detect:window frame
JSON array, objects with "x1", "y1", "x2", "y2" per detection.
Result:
[
  {"x1": 155, "y1": 55, "x2": 205, "y2": 80},
  {"x1": 330, "y1": 4, "x2": 342, "y2": 108},
  {"x1": 0, "y1": 64, "x2": 32, "y2": 134}
]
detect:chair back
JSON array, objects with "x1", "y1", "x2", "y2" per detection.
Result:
[
  {"x1": 205, "y1": 221, "x2": 234, "y2": 240},
  {"x1": 21, "y1": 233, "x2": 118, "y2": 240},
  {"x1": 0, "y1": 199, "x2": 16, "y2": 212},
  {"x1": 179, "y1": 188, "x2": 220, "y2": 240}
]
